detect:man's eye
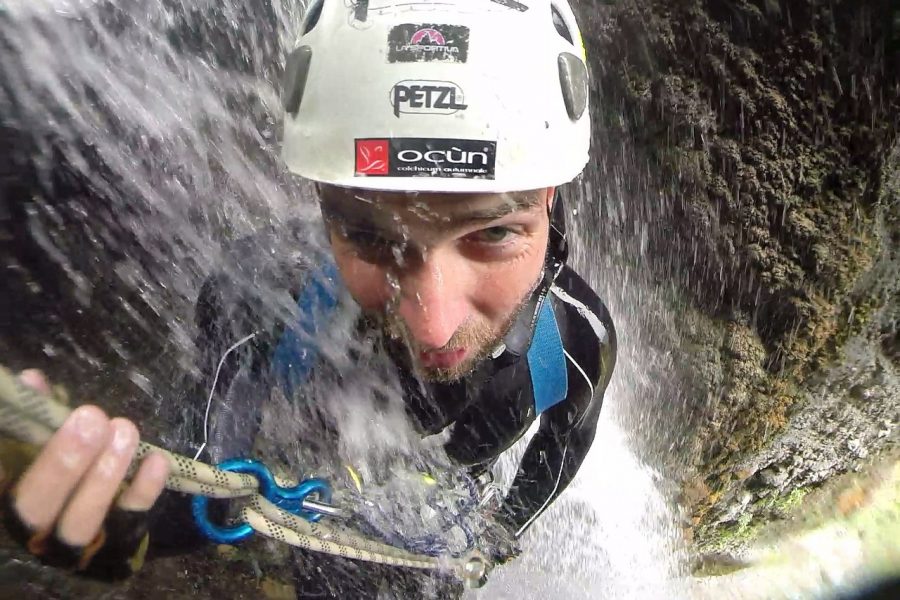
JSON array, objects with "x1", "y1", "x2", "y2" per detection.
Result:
[{"x1": 472, "y1": 226, "x2": 515, "y2": 243}]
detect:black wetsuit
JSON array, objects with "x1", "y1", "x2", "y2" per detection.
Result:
[{"x1": 156, "y1": 203, "x2": 616, "y2": 598}]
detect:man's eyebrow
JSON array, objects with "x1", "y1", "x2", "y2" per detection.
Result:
[{"x1": 442, "y1": 193, "x2": 542, "y2": 224}]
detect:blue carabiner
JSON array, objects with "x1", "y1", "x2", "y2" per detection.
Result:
[{"x1": 192, "y1": 458, "x2": 333, "y2": 545}]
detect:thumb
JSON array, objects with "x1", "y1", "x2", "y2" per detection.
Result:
[{"x1": 19, "y1": 369, "x2": 52, "y2": 396}]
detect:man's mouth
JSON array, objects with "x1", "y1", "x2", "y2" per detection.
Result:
[{"x1": 418, "y1": 347, "x2": 468, "y2": 369}]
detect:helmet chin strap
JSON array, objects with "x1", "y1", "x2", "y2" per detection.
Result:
[
  {"x1": 493, "y1": 189, "x2": 569, "y2": 362},
  {"x1": 547, "y1": 187, "x2": 569, "y2": 278}
]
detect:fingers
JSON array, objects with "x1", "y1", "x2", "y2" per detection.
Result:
[
  {"x1": 12, "y1": 405, "x2": 111, "y2": 532},
  {"x1": 8, "y1": 369, "x2": 172, "y2": 567},
  {"x1": 55, "y1": 419, "x2": 139, "y2": 546},
  {"x1": 117, "y1": 451, "x2": 169, "y2": 512}
]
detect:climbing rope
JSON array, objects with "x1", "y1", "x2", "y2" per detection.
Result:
[{"x1": 0, "y1": 365, "x2": 489, "y2": 586}]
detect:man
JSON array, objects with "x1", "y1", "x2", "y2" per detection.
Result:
[{"x1": 2, "y1": 1, "x2": 616, "y2": 597}]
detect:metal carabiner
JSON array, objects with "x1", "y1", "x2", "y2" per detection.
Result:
[{"x1": 192, "y1": 458, "x2": 335, "y2": 544}]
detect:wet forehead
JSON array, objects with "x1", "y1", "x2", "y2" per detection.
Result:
[{"x1": 318, "y1": 186, "x2": 543, "y2": 229}]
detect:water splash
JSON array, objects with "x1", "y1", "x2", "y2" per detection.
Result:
[{"x1": 0, "y1": 1, "x2": 688, "y2": 597}]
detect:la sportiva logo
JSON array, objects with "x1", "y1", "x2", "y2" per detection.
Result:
[
  {"x1": 391, "y1": 80, "x2": 467, "y2": 117},
  {"x1": 387, "y1": 24, "x2": 470, "y2": 63},
  {"x1": 355, "y1": 138, "x2": 496, "y2": 179},
  {"x1": 411, "y1": 28, "x2": 445, "y2": 46}
]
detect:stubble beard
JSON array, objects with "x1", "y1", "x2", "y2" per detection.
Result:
[{"x1": 367, "y1": 296, "x2": 531, "y2": 384}]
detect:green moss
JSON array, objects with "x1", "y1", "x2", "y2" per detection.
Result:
[
  {"x1": 776, "y1": 487, "x2": 809, "y2": 513},
  {"x1": 727, "y1": 462, "x2": 899, "y2": 586},
  {"x1": 692, "y1": 556, "x2": 751, "y2": 577},
  {"x1": 701, "y1": 511, "x2": 766, "y2": 555}
]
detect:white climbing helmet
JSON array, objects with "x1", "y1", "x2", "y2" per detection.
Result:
[{"x1": 281, "y1": 0, "x2": 591, "y2": 193}]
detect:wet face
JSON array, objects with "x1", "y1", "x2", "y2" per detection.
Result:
[{"x1": 318, "y1": 184, "x2": 554, "y2": 383}]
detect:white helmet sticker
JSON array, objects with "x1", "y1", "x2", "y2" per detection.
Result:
[
  {"x1": 390, "y1": 81, "x2": 468, "y2": 118},
  {"x1": 355, "y1": 139, "x2": 497, "y2": 179},
  {"x1": 387, "y1": 24, "x2": 470, "y2": 63}
]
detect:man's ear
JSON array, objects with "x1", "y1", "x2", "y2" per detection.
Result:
[{"x1": 547, "y1": 186, "x2": 556, "y2": 210}]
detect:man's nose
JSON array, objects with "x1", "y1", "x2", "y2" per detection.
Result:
[{"x1": 395, "y1": 251, "x2": 468, "y2": 349}]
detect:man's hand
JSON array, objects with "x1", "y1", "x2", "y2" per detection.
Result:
[
  {"x1": 479, "y1": 513, "x2": 521, "y2": 566},
  {"x1": 471, "y1": 470, "x2": 521, "y2": 566},
  {"x1": 1, "y1": 369, "x2": 170, "y2": 568}
]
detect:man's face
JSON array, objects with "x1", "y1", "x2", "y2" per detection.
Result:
[{"x1": 319, "y1": 184, "x2": 553, "y2": 383}]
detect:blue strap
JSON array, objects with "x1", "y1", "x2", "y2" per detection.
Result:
[
  {"x1": 527, "y1": 298, "x2": 569, "y2": 415},
  {"x1": 272, "y1": 261, "x2": 341, "y2": 396}
]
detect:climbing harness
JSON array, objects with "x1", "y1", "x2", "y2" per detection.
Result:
[{"x1": 0, "y1": 365, "x2": 490, "y2": 587}]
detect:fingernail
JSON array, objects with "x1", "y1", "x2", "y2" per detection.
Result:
[
  {"x1": 96, "y1": 453, "x2": 119, "y2": 477},
  {"x1": 68, "y1": 406, "x2": 106, "y2": 443},
  {"x1": 60, "y1": 454, "x2": 82, "y2": 471},
  {"x1": 111, "y1": 421, "x2": 137, "y2": 454},
  {"x1": 20, "y1": 368, "x2": 42, "y2": 380},
  {"x1": 19, "y1": 369, "x2": 49, "y2": 393},
  {"x1": 148, "y1": 452, "x2": 171, "y2": 481}
]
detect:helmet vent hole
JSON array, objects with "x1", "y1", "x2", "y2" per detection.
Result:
[
  {"x1": 354, "y1": 0, "x2": 369, "y2": 22},
  {"x1": 551, "y1": 4, "x2": 574, "y2": 45}
]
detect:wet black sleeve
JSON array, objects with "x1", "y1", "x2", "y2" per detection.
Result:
[
  {"x1": 500, "y1": 268, "x2": 617, "y2": 538},
  {"x1": 148, "y1": 223, "x2": 317, "y2": 553},
  {"x1": 147, "y1": 271, "x2": 273, "y2": 553}
]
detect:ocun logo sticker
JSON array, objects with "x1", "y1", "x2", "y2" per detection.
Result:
[
  {"x1": 391, "y1": 81, "x2": 467, "y2": 117},
  {"x1": 355, "y1": 138, "x2": 496, "y2": 179},
  {"x1": 387, "y1": 24, "x2": 469, "y2": 63},
  {"x1": 355, "y1": 139, "x2": 389, "y2": 175}
]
